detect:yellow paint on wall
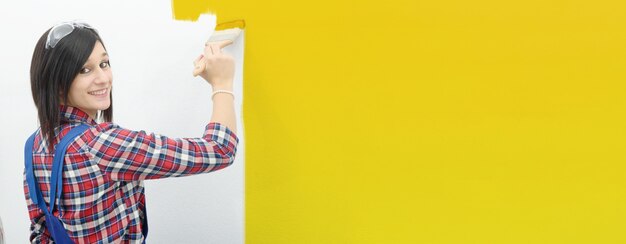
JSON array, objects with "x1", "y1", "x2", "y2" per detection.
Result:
[{"x1": 173, "y1": 0, "x2": 626, "y2": 243}]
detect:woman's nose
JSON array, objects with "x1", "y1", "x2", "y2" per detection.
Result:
[{"x1": 94, "y1": 67, "x2": 111, "y2": 84}]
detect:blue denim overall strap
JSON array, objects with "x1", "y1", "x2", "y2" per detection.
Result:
[{"x1": 25, "y1": 124, "x2": 89, "y2": 244}]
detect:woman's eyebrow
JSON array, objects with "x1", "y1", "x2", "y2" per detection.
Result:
[{"x1": 102, "y1": 52, "x2": 108, "y2": 57}]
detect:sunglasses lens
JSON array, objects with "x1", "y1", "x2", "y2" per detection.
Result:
[{"x1": 47, "y1": 24, "x2": 75, "y2": 49}]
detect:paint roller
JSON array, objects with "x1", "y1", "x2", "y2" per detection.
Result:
[{"x1": 193, "y1": 19, "x2": 245, "y2": 77}]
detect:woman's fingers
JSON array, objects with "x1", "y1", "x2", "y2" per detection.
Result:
[
  {"x1": 196, "y1": 40, "x2": 233, "y2": 77},
  {"x1": 217, "y1": 39, "x2": 233, "y2": 49},
  {"x1": 204, "y1": 40, "x2": 233, "y2": 55},
  {"x1": 193, "y1": 54, "x2": 206, "y2": 77},
  {"x1": 205, "y1": 44, "x2": 223, "y2": 55},
  {"x1": 193, "y1": 54, "x2": 204, "y2": 66},
  {"x1": 209, "y1": 44, "x2": 221, "y2": 55},
  {"x1": 205, "y1": 39, "x2": 233, "y2": 49},
  {"x1": 204, "y1": 44, "x2": 214, "y2": 55}
]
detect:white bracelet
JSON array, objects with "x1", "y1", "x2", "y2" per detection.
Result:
[{"x1": 211, "y1": 90, "x2": 235, "y2": 100}]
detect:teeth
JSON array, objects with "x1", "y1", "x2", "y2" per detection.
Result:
[{"x1": 89, "y1": 89, "x2": 107, "y2": 95}]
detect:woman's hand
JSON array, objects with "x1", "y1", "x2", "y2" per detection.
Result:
[
  {"x1": 193, "y1": 40, "x2": 235, "y2": 90},
  {"x1": 192, "y1": 40, "x2": 238, "y2": 134}
]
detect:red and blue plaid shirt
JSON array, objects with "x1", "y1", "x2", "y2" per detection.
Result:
[{"x1": 23, "y1": 106, "x2": 239, "y2": 243}]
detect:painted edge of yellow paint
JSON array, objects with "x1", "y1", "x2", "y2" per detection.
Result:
[{"x1": 171, "y1": 0, "x2": 213, "y2": 21}]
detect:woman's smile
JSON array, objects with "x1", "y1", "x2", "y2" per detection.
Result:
[{"x1": 88, "y1": 88, "x2": 109, "y2": 97}]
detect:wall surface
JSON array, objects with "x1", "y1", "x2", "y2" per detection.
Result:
[
  {"x1": 0, "y1": 1, "x2": 245, "y2": 243},
  {"x1": 173, "y1": 0, "x2": 626, "y2": 243}
]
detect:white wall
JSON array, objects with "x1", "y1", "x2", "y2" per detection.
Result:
[{"x1": 0, "y1": 1, "x2": 245, "y2": 243}]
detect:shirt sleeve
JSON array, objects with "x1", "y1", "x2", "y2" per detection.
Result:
[{"x1": 82, "y1": 122, "x2": 239, "y2": 181}]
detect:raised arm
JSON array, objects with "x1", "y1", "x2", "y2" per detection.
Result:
[
  {"x1": 195, "y1": 40, "x2": 237, "y2": 134},
  {"x1": 84, "y1": 122, "x2": 238, "y2": 181}
]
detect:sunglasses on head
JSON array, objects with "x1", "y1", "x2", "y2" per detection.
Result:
[{"x1": 46, "y1": 21, "x2": 96, "y2": 49}]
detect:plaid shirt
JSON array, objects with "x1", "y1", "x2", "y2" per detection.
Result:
[{"x1": 23, "y1": 106, "x2": 239, "y2": 243}]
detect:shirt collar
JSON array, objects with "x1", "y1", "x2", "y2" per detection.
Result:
[{"x1": 60, "y1": 105, "x2": 98, "y2": 125}]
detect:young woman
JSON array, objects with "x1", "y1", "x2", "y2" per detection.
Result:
[{"x1": 25, "y1": 21, "x2": 238, "y2": 243}]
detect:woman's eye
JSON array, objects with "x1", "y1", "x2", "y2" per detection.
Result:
[
  {"x1": 80, "y1": 67, "x2": 91, "y2": 74},
  {"x1": 100, "y1": 61, "x2": 110, "y2": 68}
]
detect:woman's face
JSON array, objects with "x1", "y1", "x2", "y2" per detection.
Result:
[{"x1": 66, "y1": 41, "x2": 112, "y2": 119}]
